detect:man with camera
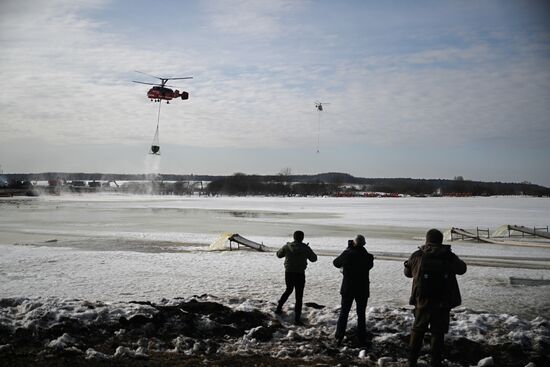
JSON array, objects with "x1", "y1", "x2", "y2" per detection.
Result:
[
  {"x1": 333, "y1": 234, "x2": 374, "y2": 346},
  {"x1": 275, "y1": 230, "x2": 318, "y2": 325},
  {"x1": 404, "y1": 229, "x2": 467, "y2": 367}
]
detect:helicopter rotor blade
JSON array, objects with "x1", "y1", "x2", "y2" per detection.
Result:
[
  {"x1": 134, "y1": 70, "x2": 163, "y2": 80},
  {"x1": 166, "y1": 77, "x2": 194, "y2": 80},
  {"x1": 132, "y1": 81, "x2": 162, "y2": 86},
  {"x1": 133, "y1": 81, "x2": 181, "y2": 88}
]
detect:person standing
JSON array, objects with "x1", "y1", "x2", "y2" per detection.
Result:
[
  {"x1": 404, "y1": 229, "x2": 467, "y2": 367},
  {"x1": 333, "y1": 234, "x2": 374, "y2": 346},
  {"x1": 275, "y1": 230, "x2": 317, "y2": 325}
]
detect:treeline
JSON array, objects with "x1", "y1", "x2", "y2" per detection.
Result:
[
  {"x1": 206, "y1": 173, "x2": 339, "y2": 196},
  {"x1": 205, "y1": 172, "x2": 550, "y2": 197},
  {"x1": 364, "y1": 177, "x2": 549, "y2": 196},
  {"x1": 4, "y1": 172, "x2": 550, "y2": 196}
]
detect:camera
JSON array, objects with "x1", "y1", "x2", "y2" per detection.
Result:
[{"x1": 348, "y1": 239, "x2": 354, "y2": 247}]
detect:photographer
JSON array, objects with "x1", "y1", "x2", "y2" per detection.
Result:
[{"x1": 333, "y1": 234, "x2": 374, "y2": 346}]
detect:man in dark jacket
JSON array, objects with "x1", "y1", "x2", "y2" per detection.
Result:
[
  {"x1": 404, "y1": 229, "x2": 467, "y2": 367},
  {"x1": 333, "y1": 234, "x2": 374, "y2": 346},
  {"x1": 275, "y1": 230, "x2": 317, "y2": 324}
]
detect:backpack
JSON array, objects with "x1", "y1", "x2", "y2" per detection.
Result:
[{"x1": 416, "y1": 251, "x2": 450, "y2": 300}]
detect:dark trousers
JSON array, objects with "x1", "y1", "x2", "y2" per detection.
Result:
[
  {"x1": 335, "y1": 293, "x2": 368, "y2": 341},
  {"x1": 277, "y1": 272, "x2": 305, "y2": 321},
  {"x1": 412, "y1": 306, "x2": 450, "y2": 334},
  {"x1": 409, "y1": 307, "x2": 450, "y2": 366}
]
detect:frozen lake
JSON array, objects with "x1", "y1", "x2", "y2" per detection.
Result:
[{"x1": 1, "y1": 194, "x2": 549, "y2": 318}]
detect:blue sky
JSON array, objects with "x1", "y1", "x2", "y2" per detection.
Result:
[{"x1": 0, "y1": 0, "x2": 549, "y2": 185}]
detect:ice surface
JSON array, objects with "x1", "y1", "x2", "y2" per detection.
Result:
[
  {"x1": 2, "y1": 195, "x2": 549, "y2": 243},
  {"x1": 1, "y1": 195, "x2": 549, "y2": 320}
]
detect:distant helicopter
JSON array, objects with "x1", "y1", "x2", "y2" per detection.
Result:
[
  {"x1": 315, "y1": 101, "x2": 329, "y2": 112},
  {"x1": 314, "y1": 101, "x2": 330, "y2": 153},
  {"x1": 133, "y1": 71, "x2": 193, "y2": 103}
]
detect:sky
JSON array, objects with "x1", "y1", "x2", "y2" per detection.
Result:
[{"x1": 0, "y1": 0, "x2": 549, "y2": 185}]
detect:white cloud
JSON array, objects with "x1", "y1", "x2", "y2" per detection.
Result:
[
  {"x1": 202, "y1": 0, "x2": 307, "y2": 38},
  {"x1": 0, "y1": 0, "x2": 549, "y2": 158}
]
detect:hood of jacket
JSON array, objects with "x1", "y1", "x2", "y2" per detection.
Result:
[
  {"x1": 286, "y1": 241, "x2": 305, "y2": 251},
  {"x1": 420, "y1": 243, "x2": 452, "y2": 257}
]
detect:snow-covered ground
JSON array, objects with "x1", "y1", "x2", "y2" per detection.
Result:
[
  {"x1": 0, "y1": 243, "x2": 548, "y2": 319},
  {"x1": 1, "y1": 194, "x2": 549, "y2": 319},
  {"x1": 1, "y1": 194, "x2": 549, "y2": 365}
]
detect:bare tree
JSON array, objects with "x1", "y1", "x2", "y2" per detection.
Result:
[{"x1": 278, "y1": 167, "x2": 292, "y2": 185}]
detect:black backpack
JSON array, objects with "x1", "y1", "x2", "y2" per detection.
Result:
[{"x1": 417, "y1": 251, "x2": 450, "y2": 299}]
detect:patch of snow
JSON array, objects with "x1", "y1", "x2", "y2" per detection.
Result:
[
  {"x1": 0, "y1": 344, "x2": 12, "y2": 352},
  {"x1": 477, "y1": 356, "x2": 494, "y2": 366},
  {"x1": 448, "y1": 311, "x2": 550, "y2": 347},
  {"x1": 196, "y1": 315, "x2": 219, "y2": 331},
  {"x1": 374, "y1": 333, "x2": 401, "y2": 343},
  {"x1": 114, "y1": 345, "x2": 148, "y2": 358},
  {"x1": 85, "y1": 348, "x2": 111, "y2": 360},
  {"x1": 46, "y1": 333, "x2": 77, "y2": 349},
  {"x1": 243, "y1": 326, "x2": 263, "y2": 341},
  {"x1": 285, "y1": 330, "x2": 296, "y2": 339},
  {"x1": 0, "y1": 297, "x2": 157, "y2": 334},
  {"x1": 378, "y1": 356, "x2": 392, "y2": 366},
  {"x1": 171, "y1": 335, "x2": 194, "y2": 354}
]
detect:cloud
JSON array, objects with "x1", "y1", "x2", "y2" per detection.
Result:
[
  {"x1": 0, "y1": 0, "x2": 549, "y2": 157},
  {"x1": 202, "y1": 0, "x2": 307, "y2": 38}
]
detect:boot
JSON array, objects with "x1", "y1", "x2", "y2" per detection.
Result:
[
  {"x1": 430, "y1": 333, "x2": 444, "y2": 367},
  {"x1": 407, "y1": 330, "x2": 424, "y2": 367},
  {"x1": 275, "y1": 299, "x2": 284, "y2": 315}
]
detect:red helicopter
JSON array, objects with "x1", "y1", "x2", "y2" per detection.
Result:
[{"x1": 133, "y1": 71, "x2": 193, "y2": 103}]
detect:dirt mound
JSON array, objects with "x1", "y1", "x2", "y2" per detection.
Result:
[{"x1": 0, "y1": 297, "x2": 547, "y2": 367}]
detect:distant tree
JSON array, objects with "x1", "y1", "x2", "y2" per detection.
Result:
[
  {"x1": 279, "y1": 167, "x2": 292, "y2": 177},
  {"x1": 292, "y1": 181, "x2": 328, "y2": 196},
  {"x1": 225, "y1": 173, "x2": 249, "y2": 195},
  {"x1": 277, "y1": 167, "x2": 292, "y2": 185}
]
